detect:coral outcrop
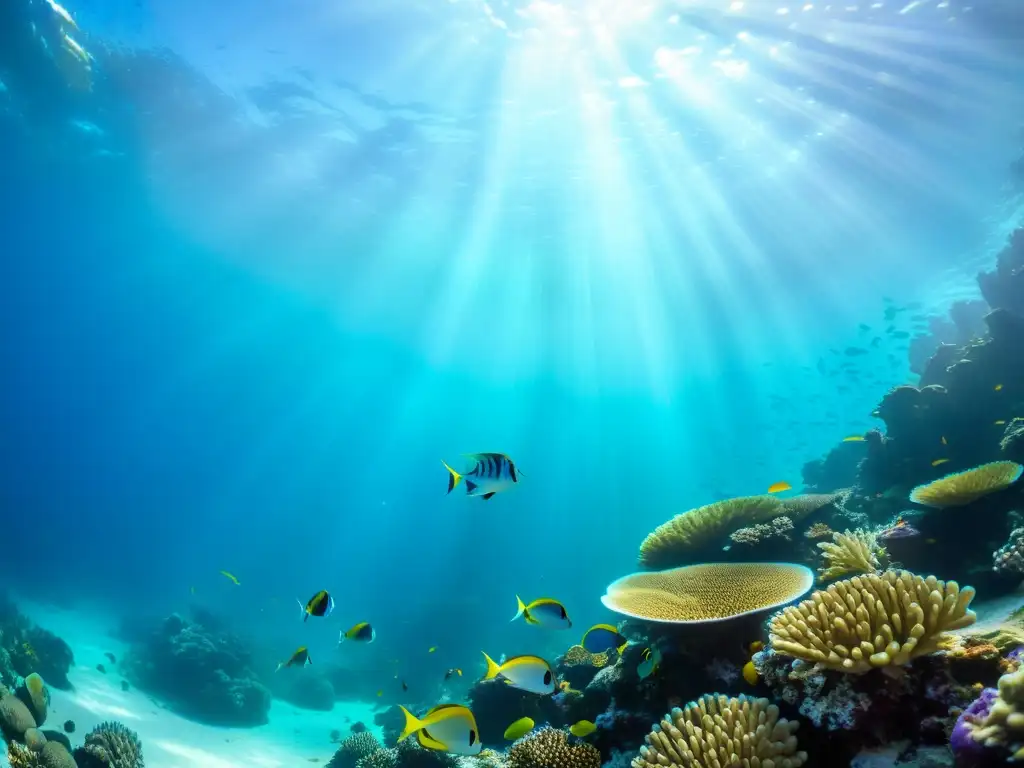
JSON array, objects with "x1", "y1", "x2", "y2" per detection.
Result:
[
  {"x1": 507, "y1": 727, "x2": 600, "y2": 768},
  {"x1": 72, "y1": 721, "x2": 144, "y2": 768},
  {"x1": 768, "y1": 570, "x2": 976, "y2": 673},
  {"x1": 328, "y1": 732, "x2": 381, "y2": 768},
  {"x1": 122, "y1": 613, "x2": 271, "y2": 726},
  {"x1": 816, "y1": 530, "x2": 883, "y2": 582},
  {"x1": 978, "y1": 228, "x2": 1024, "y2": 316},
  {"x1": 956, "y1": 666, "x2": 1024, "y2": 761}
]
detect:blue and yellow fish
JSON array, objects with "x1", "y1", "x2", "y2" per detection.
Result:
[
  {"x1": 512, "y1": 596, "x2": 571, "y2": 629},
  {"x1": 442, "y1": 453, "x2": 520, "y2": 501}
]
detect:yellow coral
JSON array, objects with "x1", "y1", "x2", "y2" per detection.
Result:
[
  {"x1": 768, "y1": 570, "x2": 976, "y2": 673},
  {"x1": 817, "y1": 529, "x2": 883, "y2": 582},
  {"x1": 601, "y1": 563, "x2": 815, "y2": 624},
  {"x1": 965, "y1": 666, "x2": 1024, "y2": 759},
  {"x1": 631, "y1": 694, "x2": 807, "y2": 768},
  {"x1": 909, "y1": 461, "x2": 1023, "y2": 508},
  {"x1": 507, "y1": 727, "x2": 600, "y2": 768},
  {"x1": 639, "y1": 496, "x2": 787, "y2": 568}
]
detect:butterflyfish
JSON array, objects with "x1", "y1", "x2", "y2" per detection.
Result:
[
  {"x1": 442, "y1": 453, "x2": 520, "y2": 500},
  {"x1": 767, "y1": 481, "x2": 792, "y2": 494},
  {"x1": 220, "y1": 571, "x2": 240, "y2": 586},
  {"x1": 581, "y1": 624, "x2": 627, "y2": 654},
  {"x1": 340, "y1": 622, "x2": 376, "y2": 643},
  {"x1": 569, "y1": 720, "x2": 597, "y2": 738},
  {"x1": 637, "y1": 647, "x2": 661, "y2": 680},
  {"x1": 399, "y1": 704, "x2": 481, "y2": 755},
  {"x1": 512, "y1": 596, "x2": 572, "y2": 629},
  {"x1": 299, "y1": 590, "x2": 334, "y2": 622},
  {"x1": 503, "y1": 716, "x2": 535, "y2": 740},
  {"x1": 482, "y1": 652, "x2": 556, "y2": 695},
  {"x1": 276, "y1": 646, "x2": 310, "y2": 672}
]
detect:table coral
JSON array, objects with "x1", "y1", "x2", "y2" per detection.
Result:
[
  {"x1": 632, "y1": 694, "x2": 806, "y2": 768},
  {"x1": 909, "y1": 461, "x2": 1023, "y2": 508},
  {"x1": 768, "y1": 570, "x2": 976, "y2": 673}
]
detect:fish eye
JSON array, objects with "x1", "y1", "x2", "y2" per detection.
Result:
[
  {"x1": 543, "y1": 670, "x2": 552, "y2": 685},
  {"x1": 470, "y1": 730, "x2": 477, "y2": 746}
]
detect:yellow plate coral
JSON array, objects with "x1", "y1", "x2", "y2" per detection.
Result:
[
  {"x1": 601, "y1": 563, "x2": 815, "y2": 624},
  {"x1": 909, "y1": 461, "x2": 1023, "y2": 508}
]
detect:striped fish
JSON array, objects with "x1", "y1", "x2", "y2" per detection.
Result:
[{"x1": 442, "y1": 453, "x2": 520, "y2": 501}]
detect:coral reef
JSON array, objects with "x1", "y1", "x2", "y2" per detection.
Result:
[
  {"x1": 956, "y1": 666, "x2": 1024, "y2": 761},
  {"x1": 507, "y1": 727, "x2": 600, "y2": 768},
  {"x1": 0, "y1": 693, "x2": 37, "y2": 742},
  {"x1": 768, "y1": 570, "x2": 976, "y2": 673},
  {"x1": 468, "y1": 680, "x2": 563, "y2": 746},
  {"x1": 978, "y1": 228, "x2": 1024, "y2": 316},
  {"x1": 72, "y1": 721, "x2": 144, "y2": 768},
  {"x1": 121, "y1": 613, "x2": 271, "y2": 726},
  {"x1": 993, "y1": 526, "x2": 1024, "y2": 574},
  {"x1": 328, "y1": 732, "x2": 382, "y2": 768},
  {"x1": 729, "y1": 516, "x2": 794, "y2": 547},
  {"x1": 602, "y1": 563, "x2": 815, "y2": 624},
  {"x1": 8, "y1": 740, "x2": 77, "y2": 768},
  {"x1": 631, "y1": 694, "x2": 806, "y2": 768},
  {"x1": 909, "y1": 461, "x2": 1023, "y2": 508},
  {"x1": 1002, "y1": 419, "x2": 1024, "y2": 464},
  {"x1": 816, "y1": 529, "x2": 883, "y2": 582},
  {"x1": 0, "y1": 595, "x2": 75, "y2": 691}
]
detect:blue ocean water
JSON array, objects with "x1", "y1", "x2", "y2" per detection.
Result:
[{"x1": 1, "y1": 0, "x2": 1023, "y2": 759}]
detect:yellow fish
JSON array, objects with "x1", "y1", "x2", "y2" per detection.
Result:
[
  {"x1": 482, "y1": 653, "x2": 556, "y2": 694},
  {"x1": 428, "y1": 646, "x2": 437, "y2": 653},
  {"x1": 377, "y1": 690, "x2": 383, "y2": 697},
  {"x1": 275, "y1": 646, "x2": 311, "y2": 672},
  {"x1": 569, "y1": 720, "x2": 597, "y2": 738},
  {"x1": 503, "y1": 716, "x2": 535, "y2": 741},
  {"x1": 512, "y1": 596, "x2": 572, "y2": 629},
  {"x1": 400, "y1": 705, "x2": 482, "y2": 755},
  {"x1": 995, "y1": 384, "x2": 1004, "y2": 391},
  {"x1": 220, "y1": 571, "x2": 240, "y2": 586},
  {"x1": 842, "y1": 436, "x2": 865, "y2": 442},
  {"x1": 749, "y1": 641, "x2": 763, "y2": 654},
  {"x1": 742, "y1": 661, "x2": 758, "y2": 685},
  {"x1": 996, "y1": 421, "x2": 1007, "y2": 426},
  {"x1": 941, "y1": 436, "x2": 947, "y2": 445},
  {"x1": 767, "y1": 481, "x2": 792, "y2": 494},
  {"x1": 932, "y1": 459, "x2": 950, "y2": 467}
]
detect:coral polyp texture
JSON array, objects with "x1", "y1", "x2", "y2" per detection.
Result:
[
  {"x1": 506, "y1": 727, "x2": 601, "y2": 768},
  {"x1": 328, "y1": 732, "x2": 382, "y2": 768},
  {"x1": 72, "y1": 720, "x2": 144, "y2": 768},
  {"x1": 816, "y1": 529, "x2": 883, "y2": 582},
  {"x1": 601, "y1": 563, "x2": 815, "y2": 624},
  {"x1": 960, "y1": 666, "x2": 1024, "y2": 760},
  {"x1": 632, "y1": 694, "x2": 807, "y2": 768},
  {"x1": 768, "y1": 570, "x2": 976, "y2": 673},
  {"x1": 908, "y1": 460, "x2": 1023, "y2": 508}
]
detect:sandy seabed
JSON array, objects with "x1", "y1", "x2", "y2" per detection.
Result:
[{"x1": 4, "y1": 600, "x2": 382, "y2": 768}]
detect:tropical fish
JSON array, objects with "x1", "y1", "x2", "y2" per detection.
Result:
[
  {"x1": 399, "y1": 704, "x2": 481, "y2": 755},
  {"x1": 512, "y1": 597, "x2": 572, "y2": 629},
  {"x1": 581, "y1": 624, "x2": 627, "y2": 654},
  {"x1": 637, "y1": 647, "x2": 661, "y2": 680},
  {"x1": 941, "y1": 436, "x2": 948, "y2": 445},
  {"x1": 482, "y1": 652, "x2": 556, "y2": 694},
  {"x1": 877, "y1": 519, "x2": 920, "y2": 541},
  {"x1": 442, "y1": 453, "x2": 520, "y2": 500},
  {"x1": 402, "y1": 681, "x2": 409, "y2": 692},
  {"x1": 748, "y1": 641, "x2": 764, "y2": 654},
  {"x1": 61, "y1": 33, "x2": 91, "y2": 64},
  {"x1": 299, "y1": 590, "x2": 334, "y2": 622},
  {"x1": 842, "y1": 436, "x2": 866, "y2": 442},
  {"x1": 276, "y1": 646, "x2": 311, "y2": 672},
  {"x1": 767, "y1": 482, "x2": 792, "y2": 494},
  {"x1": 377, "y1": 690, "x2": 383, "y2": 697},
  {"x1": 429, "y1": 646, "x2": 438, "y2": 653},
  {"x1": 45, "y1": 0, "x2": 79, "y2": 29},
  {"x1": 742, "y1": 661, "x2": 758, "y2": 685},
  {"x1": 996, "y1": 421, "x2": 1007, "y2": 426},
  {"x1": 340, "y1": 622, "x2": 376, "y2": 643},
  {"x1": 503, "y1": 716, "x2": 535, "y2": 740},
  {"x1": 932, "y1": 459, "x2": 950, "y2": 467},
  {"x1": 569, "y1": 720, "x2": 597, "y2": 738},
  {"x1": 444, "y1": 668, "x2": 463, "y2": 681},
  {"x1": 220, "y1": 570, "x2": 240, "y2": 586},
  {"x1": 995, "y1": 384, "x2": 1004, "y2": 391}
]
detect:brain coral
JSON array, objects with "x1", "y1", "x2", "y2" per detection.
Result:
[
  {"x1": 817, "y1": 530, "x2": 883, "y2": 582},
  {"x1": 769, "y1": 570, "x2": 976, "y2": 673},
  {"x1": 601, "y1": 563, "x2": 815, "y2": 624},
  {"x1": 909, "y1": 461, "x2": 1023, "y2": 507},
  {"x1": 1, "y1": 693, "x2": 37, "y2": 741},
  {"x1": 632, "y1": 694, "x2": 806, "y2": 768},
  {"x1": 507, "y1": 727, "x2": 600, "y2": 768},
  {"x1": 72, "y1": 721, "x2": 144, "y2": 768},
  {"x1": 19, "y1": 673, "x2": 49, "y2": 726},
  {"x1": 329, "y1": 732, "x2": 382, "y2": 768}
]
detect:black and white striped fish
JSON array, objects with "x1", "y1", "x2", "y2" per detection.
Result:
[{"x1": 442, "y1": 453, "x2": 520, "y2": 501}]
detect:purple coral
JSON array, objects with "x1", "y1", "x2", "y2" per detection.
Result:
[{"x1": 950, "y1": 687, "x2": 997, "y2": 764}]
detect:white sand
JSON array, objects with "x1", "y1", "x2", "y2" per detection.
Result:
[{"x1": 6, "y1": 600, "x2": 383, "y2": 768}]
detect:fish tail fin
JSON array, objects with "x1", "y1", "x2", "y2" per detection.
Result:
[
  {"x1": 442, "y1": 461, "x2": 462, "y2": 494},
  {"x1": 398, "y1": 705, "x2": 424, "y2": 742},
  {"x1": 511, "y1": 595, "x2": 528, "y2": 622},
  {"x1": 297, "y1": 598, "x2": 306, "y2": 620},
  {"x1": 482, "y1": 651, "x2": 501, "y2": 680},
  {"x1": 617, "y1": 641, "x2": 629, "y2": 654},
  {"x1": 275, "y1": 662, "x2": 283, "y2": 673}
]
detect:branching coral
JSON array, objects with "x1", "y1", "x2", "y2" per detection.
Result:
[
  {"x1": 631, "y1": 694, "x2": 807, "y2": 768},
  {"x1": 816, "y1": 530, "x2": 884, "y2": 582},
  {"x1": 804, "y1": 523, "x2": 834, "y2": 540},
  {"x1": 768, "y1": 570, "x2": 976, "y2": 673},
  {"x1": 960, "y1": 666, "x2": 1024, "y2": 759},
  {"x1": 602, "y1": 563, "x2": 815, "y2": 624},
  {"x1": 909, "y1": 461, "x2": 1023, "y2": 507},
  {"x1": 72, "y1": 721, "x2": 144, "y2": 768},
  {"x1": 329, "y1": 732, "x2": 382, "y2": 768},
  {"x1": 507, "y1": 727, "x2": 600, "y2": 768},
  {"x1": 729, "y1": 517, "x2": 794, "y2": 546}
]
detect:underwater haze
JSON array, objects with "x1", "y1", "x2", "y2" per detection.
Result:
[{"x1": 2, "y1": 0, "x2": 1024, "y2": 765}]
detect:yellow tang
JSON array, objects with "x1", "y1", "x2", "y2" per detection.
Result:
[
  {"x1": 503, "y1": 716, "x2": 535, "y2": 741},
  {"x1": 399, "y1": 704, "x2": 481, "y2": 755},
  {"x1": 512, "y1": 596, "x2": 572, "y2": 629},
  {"x1": 569, "y1": 720, "x2": 596, "y2": 738},
  {"x1": 767, "y1": 481, "x2": 792, "y2": 494},
  {"x1": 482, "y1": 652, "x2": 556, "y2": 694}
]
